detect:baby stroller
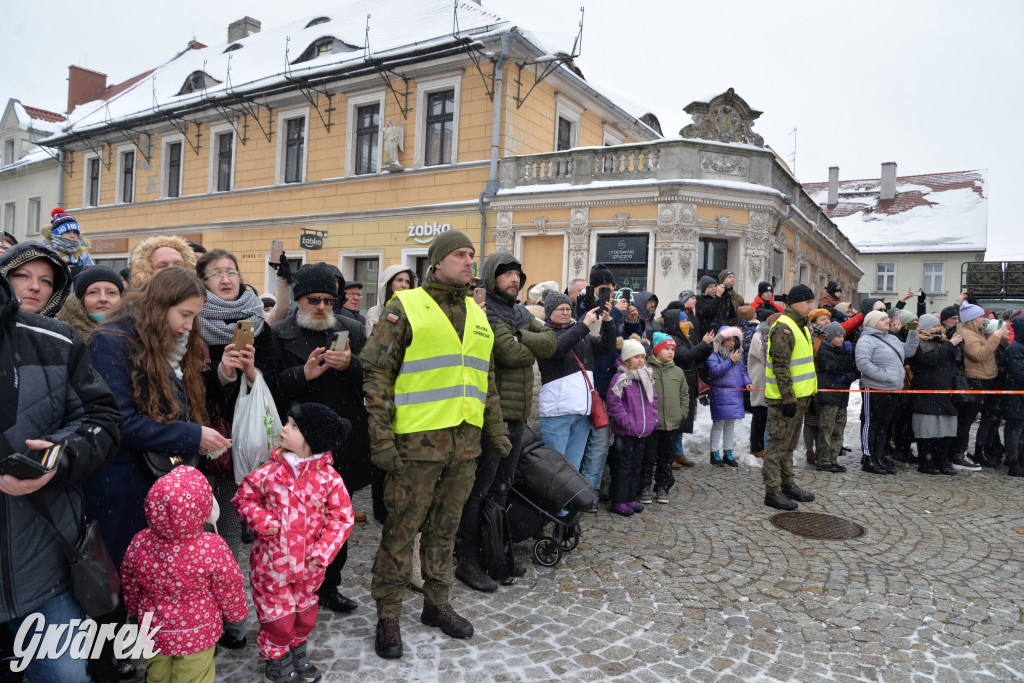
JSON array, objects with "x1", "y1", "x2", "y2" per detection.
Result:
[{"x1": 506, "y1": 426, "x2": 597, "y2": 567}]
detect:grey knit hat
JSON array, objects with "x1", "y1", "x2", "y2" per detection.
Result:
[
  {"x1": 698, "y1": 276, "x2": 717, "y2": 293},
  {"x1": 543, "y1": 291, "x2": 573, "y2": 320},
  {"x1": 678, "y1": 289, "x2": 696, "y2": 304},
  {"x1": 918, "y1": 313, "x2": 941, "y2": 330},
  {"x1": 823, "y1": 321, "x2": 845, "y2": 341}
]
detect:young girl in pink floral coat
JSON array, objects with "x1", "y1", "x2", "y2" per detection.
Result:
[
  {"x1": 120, "y1": 466, "x2": 248, "y2": 683},
  {"x1": 234, "y1": 403, "x2": 354, "y2": 683}
]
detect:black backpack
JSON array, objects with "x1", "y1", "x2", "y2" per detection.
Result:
[{"x1": 478, "y1": 499, "x2": 517, "y2": 582}]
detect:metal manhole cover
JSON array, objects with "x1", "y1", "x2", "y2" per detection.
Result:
[{"x1": 770, "y1": 512, "x2": 865, "y2": 540}]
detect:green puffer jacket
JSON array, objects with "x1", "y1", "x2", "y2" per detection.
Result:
[
  {"x1": 648, "y1": 355, "x2": 690, "y2": 430},
  {"x1": 481, "y1": 252, "x2": 557, "y2": 421}
]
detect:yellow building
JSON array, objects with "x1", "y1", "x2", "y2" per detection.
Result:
[{"x1": 44, "y1": 2, "x2": 860, "y2": 309}]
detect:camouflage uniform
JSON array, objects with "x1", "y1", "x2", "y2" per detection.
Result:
[
  {"x1": 763, "y1": 306, "x2": 814, "y2": 493},
  {"x1": 361, "y1": 273, "x2": 508, "y2": 619}
]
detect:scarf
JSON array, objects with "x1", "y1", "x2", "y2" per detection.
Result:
[
  {"x1": 610, "y1": 364, "x2": 655, "y2": 402},
  {"x1": 545, "y1": 320, "x2": 574, "y2": 330},
  {"x1": 49, "y1": 235, "x2": 81, "y2": 256},
  {"x1": 810, "y1": 323, "x2": 828, "y2": 339},
  {"x1": 199, "y1": 289, "x2": 266, "y2": 346},
  {"x1": 168, "y1": 332, "x2": 188, "y2": 380}
]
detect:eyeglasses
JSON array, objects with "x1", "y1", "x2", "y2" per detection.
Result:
[
  {"x1": 203, "y1": 270, "x2": 239, "y2": 281},
  {"x1": 304, "y1": 297, "x2": 337, "y2": 307},
  {"x1": 552, "y1": 306, "x2": 572, "y2": 314}
]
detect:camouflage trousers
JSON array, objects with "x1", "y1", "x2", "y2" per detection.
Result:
[
  {"x1": 763, "y1": 396, "x2": 811, "y2": 493},
  {"x1": 371, "y1": 458, "x2": 476, "y2": 619},
  {"x1": 815, "y1": 403, "x2": 847, "y2": 467}
]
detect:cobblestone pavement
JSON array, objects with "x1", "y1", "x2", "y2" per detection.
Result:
[{"x1": 213, "y1": 415, "x2": 1024, "y2": 681}]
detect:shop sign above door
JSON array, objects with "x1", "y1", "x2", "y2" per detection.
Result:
[
  {"x1": 596, "y1": 235, "x2": 647, "y2": 264},
  {"x1": 407, "y1": 220, "x2": 452, "y2": 244},
  {"x1": 299, "y1": 232, "x2": 324, "y2": 250}
]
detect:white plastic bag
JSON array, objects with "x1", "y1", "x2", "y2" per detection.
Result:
[{"x1": 232, "y1": 373, "x2": 282, "y2": 484}]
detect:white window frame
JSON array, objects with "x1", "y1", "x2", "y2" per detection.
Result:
[
  {"x1": 2, "y1": 201, "x2": 15, "y2": 239},
  {"x1": 602, "y1": 124, "x2": 623, "y2": 147},
  {"x1": 414, "y1": 75, "x2": 461, "y2": 169},
  {"x1": 345, "y1": 91, "x2": 386, "y2": 176},
  {"x1": 3, "y1": 137, "x2": 15, "y2": 166},
  {"x1": 923, "y1": 262, "x2": 944, "y2": 295},
  {"x1": 161, "y1": 134, "x2": 185, "y2": 199},
  {"x1": 340, "y1": 249, "x2": 384, "y2": 313},
  {"x1": 208, "y1": 124, "x2": 236, "y2": 193},
  {"x1": 876, "y1": 262, "x2": 896, "y2": 293},
  {"x1": 264, "y1": 250, "x2": 307, "y2": 298},
  {"x1": 83, "y1": 152, "x2": 102, "y2": 207},
  {"x1": 115, "y1": 144, "x2": 136, "y2": 204},
  {"x1": 554, "y1": 95, "x2": 584, "y2": 151},
  {"x1": 275, "y1": 107, "x2": 310, "y2": 185},
  {"x1": 25, "y1": 195, "x2": 41, "y2": 236}
]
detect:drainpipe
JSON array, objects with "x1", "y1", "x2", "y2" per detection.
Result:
[
  {"x1": 773, "y1": 194, "x2": 795, "y2": 237},
  {"x1": 479, "y1": 33, "x2": 510, "y2": 267},
  {"x1": 56, "y1": 148, "x2": 65, "y2": 211}
]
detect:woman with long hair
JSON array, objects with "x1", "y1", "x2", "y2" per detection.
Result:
[{"x1": 84, "y1": 266, "x2": 231, "y2": 567}]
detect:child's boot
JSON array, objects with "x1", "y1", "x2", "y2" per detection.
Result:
[
  {"x1": 291, "y1": 642, "x2": 322, "y2": 683},
  {"x1": 710, "y1": 450, "x2": 723, "y2": 467},
  {"x1": 264, "y1": 650, "x2": 299, "y2": 683},
  {"x1": 723, "y1": 450, "x2": 738, "y2": 467}
]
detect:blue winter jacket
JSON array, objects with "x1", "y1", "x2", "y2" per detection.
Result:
[{"x1": 706, "y1": 351, "x2": 751, "y2": 421}]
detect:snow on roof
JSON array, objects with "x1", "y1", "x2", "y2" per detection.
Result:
[
  {"x1": 803, "y1": 170, "x2": 987, "y2": 254},
  {"x1": 0, "y1": 147, "x2": 54, "y2": 172},
  {"x1": 12, "y1": 101, "x2": 64, "y2": 134},
  {"x1": 58, "y1": 0, "x2": 514, "y2": 136}
]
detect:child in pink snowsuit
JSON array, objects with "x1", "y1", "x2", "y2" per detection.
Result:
[
  {"x1": 234, "y1": 403, "x2": 354, "y2": 683},
  {"x1": 120, "y1": 466, "x2": 248, "y2": 683}
]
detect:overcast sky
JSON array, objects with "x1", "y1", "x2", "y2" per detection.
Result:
[{"x1": 3, "y1": 0, "x2": 1021, "y2": 260}]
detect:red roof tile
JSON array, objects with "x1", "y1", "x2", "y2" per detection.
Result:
[
  {"x1": 94, "y1": 70, "x2": 156, "y2": 103},
  {"x1": 21, "y1": 105, "x2": 65, "y2": 123}
]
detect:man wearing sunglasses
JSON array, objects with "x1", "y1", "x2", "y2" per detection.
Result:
[{"x1": 269, "y1": 262, "x2": 370, "y2": 616}]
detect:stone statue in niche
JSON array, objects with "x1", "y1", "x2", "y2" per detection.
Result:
[{"x1": 383, "y1": 119, "x2": 404, "y2": 171}]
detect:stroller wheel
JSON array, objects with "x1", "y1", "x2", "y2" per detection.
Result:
[
  {"x1": 533, "y1": 537, "x2": 562, "y2": 567},
  {"x1": 560, "y1": 524, "x2": 580, "y2": 552}
]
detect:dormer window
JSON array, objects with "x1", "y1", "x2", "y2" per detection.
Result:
[
  {"x1": 224, "y1": 43, "x2": 243, "y2": 53},
  {"x1": 305, "y1": 16, "x2": 330, "y2": 28},
  {"x1": 178, "y1": 71, "x2": 222, "y2": 96},
  {"x1": 292, "y1": 36, "x2": 357, "y2": 64}
]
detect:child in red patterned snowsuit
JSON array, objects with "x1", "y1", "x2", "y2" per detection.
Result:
[
  {"x1": 234, "y1": 403, "x2": 354, "y2": 683},
  {"x1": 121, "y1": 466, "x2": 248, "y2": 683}
]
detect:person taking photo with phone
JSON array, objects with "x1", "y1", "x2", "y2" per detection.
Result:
[{"x1": 270, "y1": 262, "x2": 371, "y2": 616}]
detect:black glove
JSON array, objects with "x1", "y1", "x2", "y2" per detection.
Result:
[
  {"x1": 269, "y1": 258, "x2": 293, "y2": 284},
  {"x1": 782, "y1": 403, "x2": 797, "y2": 418}
]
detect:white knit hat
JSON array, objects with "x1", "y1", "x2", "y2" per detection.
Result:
[
  {"x1": 621, "y1": 338, "x2": 646, "y2": 361},
  {"x1": 864, "y1": 310, "x2": 888, "y2": 329}
]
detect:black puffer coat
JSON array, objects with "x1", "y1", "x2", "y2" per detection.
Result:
[
  {"x1": 816, "y1": 341, "x2": 858, "y2": 407},
  {"x1": 908, "y1": 330, "x2": 958, "y2": 416},
  {"x1": 1001, "y1": 319, "x2": 1024, "y2": 420}
]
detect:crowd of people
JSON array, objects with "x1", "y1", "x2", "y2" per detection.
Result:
[{"x1": 0, "y1": 210, "x2": 1021, "y2": 681}]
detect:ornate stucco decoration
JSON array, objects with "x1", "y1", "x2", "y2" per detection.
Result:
[
  {"x1": 654, "y1": 203, "x2": 699, "y2": 279},
  {"x1": 744, "y1": 211, "x2": 773, "y2": 283},
  {"x1": 614, "y1": 213, "x2": 630, "y2": 232},
  {"x1": 679, "y1": 88, "x2": 765, "y2": 147},
  {"x1": 534, "y1": 216, "x2": 548, "y2": 234},
  {"x1": 699, "y1": 151, "x2": 749, "y2": 176},
  {"x1": 495, "y1": 212, "x2": 514, "y2": 253},
  {"x1": 567, "y1": 208, "x2": 590, "y2": 280},
  {"x1": 716, "y1": 215, "x2": 731, "y2": 235}
]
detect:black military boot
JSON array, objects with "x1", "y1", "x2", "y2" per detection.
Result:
[
  {"x1": 764, "y1": 490, "x2": 798, "y2": 510},
  {"x1": 421, "y1": 603, "x2": 474, "y2": 639},
  {"x1": 454, "y1": 561, "x2": 497, "y2": 593},
  {"x1": 781, "y1": 483, "x2": 815, "y2": 502},
  {"x1": 375, "y1": 618, "x2": 403, "y2": 659},
  {"x1": 861, "y1": 453, "x2": 888, "y2": 475}
]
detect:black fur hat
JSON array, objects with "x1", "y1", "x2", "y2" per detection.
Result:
[{"x1": 287, "y1": 403, "x2": 351, "y2": 455}]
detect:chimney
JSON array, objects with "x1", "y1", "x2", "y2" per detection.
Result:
[
  {"x1": 67, "y1": 65, "x2": 107, "y2": 114},
  {"x1": 827, "y1": 166, "x2": 839, "y2": 206},
  {"x1": 880, "y1": 161, "x2": 897, "y2": 202},
  {"x1": 228, "y1": 17, "x2": 261, "y2": 43}
]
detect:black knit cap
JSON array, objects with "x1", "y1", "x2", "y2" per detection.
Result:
[
  {"x1": 287, "y1": 403, "x2": 351, "y2": 455},
  {"x1": 758, "y1": 281, "x2": 773, "y2": 296},
  {"x1": 292, "y1": 263, "x2": 340, "y2": 301},
  {"x1": 787, "y1": 283, "x2": 815, "y2": 304},
  {"x1": 589, "y1": 263, "x2": 615, "y2": 288},
  {"x1": 940, "y1": 305, "x2": 960, "y2": 323},
  {"x1": 826, "y1": 280, "x2": 842, "y2": 297},
  {"x1": 73, "y1": 265, "x2": 125, "y2": 300}
]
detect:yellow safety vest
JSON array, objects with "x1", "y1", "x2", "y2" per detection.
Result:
[
  {"x1": 392, "y1": 288, "x2": 493, "y2": 433},
  {"x1": 764, "y1": 314, "x2": 818, "y2": 399}
]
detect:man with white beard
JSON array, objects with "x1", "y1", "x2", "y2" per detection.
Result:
[{"x1": 270, "y1": 262, "x2": 371, "y2": 614}]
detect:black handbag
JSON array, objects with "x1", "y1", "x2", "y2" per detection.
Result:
[
  {"x1": 952, "y1": 365, "x2": 979, "y2": 408},
  {"x1": 140, "y1": 450, "x2": 201, "y2": 481},
  {"x1": 30, "y1": 497, "x2": 120, "y2": 618}
]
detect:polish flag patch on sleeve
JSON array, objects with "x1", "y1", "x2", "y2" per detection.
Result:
[{"x1": 386, "y1": 312, "x2": 400, "y2": 323}]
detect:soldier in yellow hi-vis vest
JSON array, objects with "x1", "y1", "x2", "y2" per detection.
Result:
[
  {"x1": 360, "y1": 230, "x2": 511, "y2": 660},
  {"x1": 763, "y1": 284, "x2": 819, "y2": 510}
]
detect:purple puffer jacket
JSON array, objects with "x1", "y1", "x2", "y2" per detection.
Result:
[
  {"x1": 707, "y1": 352, "x2": 752, "y2": 421},
  {"x1": 607, "y1": 367, "x2": 659, "y2": 438}
]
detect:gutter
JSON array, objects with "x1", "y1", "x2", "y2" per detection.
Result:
[
  {"x1": 56, "y1": 149, "x2": 65, "y2": 211},
  {"x1": 773, "y1": 194, "x2": 795, "y2": 237},
  {"x1": 479, "y1": 33, "x2": 509, "y2": 268}
]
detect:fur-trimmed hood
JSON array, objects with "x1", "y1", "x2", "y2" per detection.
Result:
[{"x1": 129, "y1": 235, "x2": 198, "y2": 289}]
